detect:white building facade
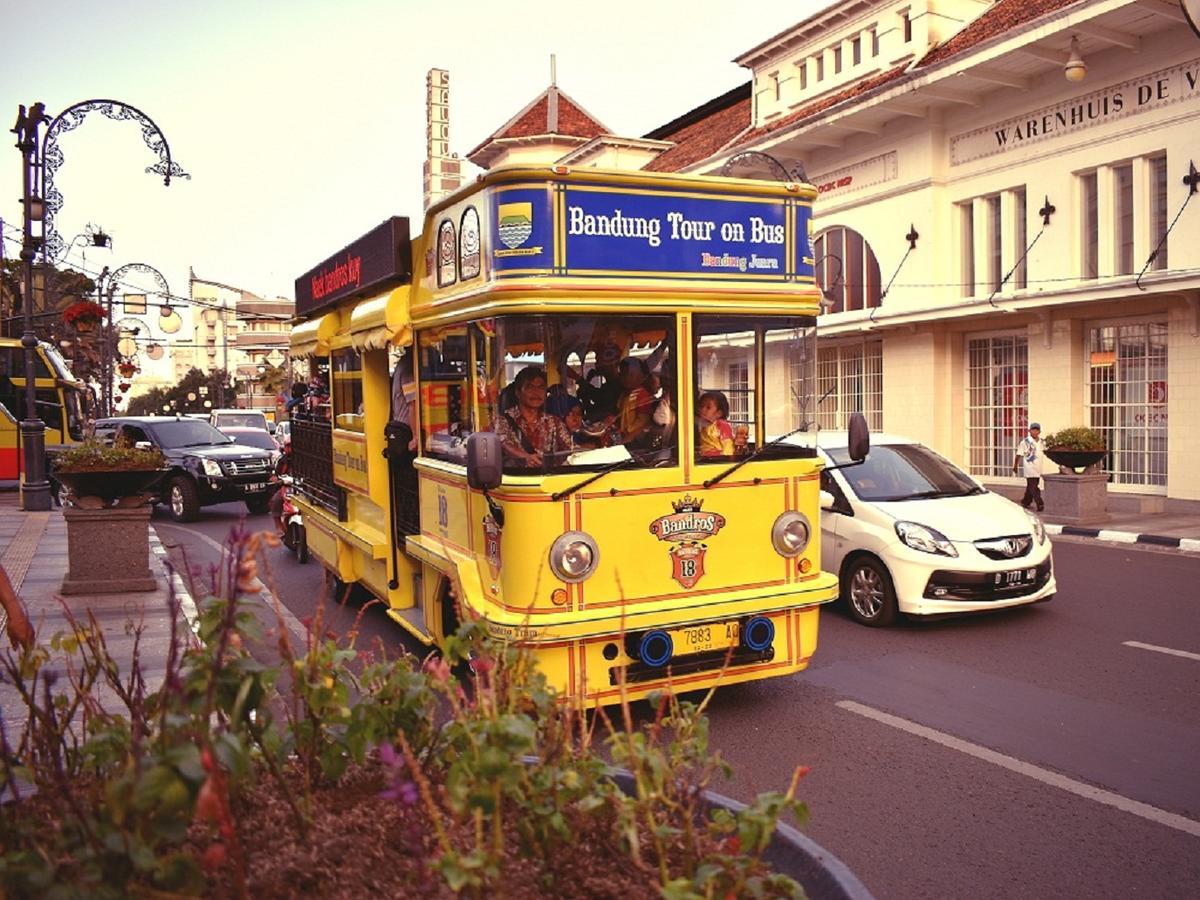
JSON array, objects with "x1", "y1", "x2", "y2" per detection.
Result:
[{"x1": 661, "y1": 0, "x2": 1199, "y2": 510}]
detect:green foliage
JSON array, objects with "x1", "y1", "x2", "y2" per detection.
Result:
[
  {"x1": 51, "y1": 438, "x2": 166, "y2": 472},
  {"x1": 0, "y1": 531, "x2": 814, "y2": 897},
  {"x1": 1043, "y1": 426, "x2": 1105, "y2": 451},
  {"x1": 126, "y1": 367, "x2": 234, "y2": 416}
]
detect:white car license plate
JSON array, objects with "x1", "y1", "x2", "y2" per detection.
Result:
[
  {"x1": 246, "y1": 482, "x2": 267, "y2": 492},
  {"x1": 994, "y1": 567, "x2": 1037, "y2": 587}
]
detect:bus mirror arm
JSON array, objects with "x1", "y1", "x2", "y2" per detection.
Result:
[{"x1": 483, "y1": 489, "x2": 504, "y2": 529}]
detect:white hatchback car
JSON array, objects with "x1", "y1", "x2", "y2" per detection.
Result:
[{"x1": 818, "y1": 433, "x2": 1055, "y2": 626}]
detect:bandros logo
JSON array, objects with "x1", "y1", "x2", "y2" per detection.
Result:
[{"x1": 648, "y1": 495, "x2": 726, "y2": 589}]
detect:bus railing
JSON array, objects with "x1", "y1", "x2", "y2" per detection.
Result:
[{"x1": 290, "y1": 416, "x2": 345, "y2": 518}]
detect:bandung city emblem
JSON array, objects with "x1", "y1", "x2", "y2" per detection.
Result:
[
  {"x1": 497, "y1": 202, "x2": 533, "y2": 249},
  {"x1": 648, "y1": 495, "x2": 726, "y2": 589}
]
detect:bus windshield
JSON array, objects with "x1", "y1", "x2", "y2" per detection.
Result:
[
  {"x1": 693, "y1": 314, "x2": 818, "y2": 462},
  {"x1": 418, "y1": 313, "x2": 676, "y2": 475}
]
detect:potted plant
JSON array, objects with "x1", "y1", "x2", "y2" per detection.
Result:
[
  {"x1": 118, "y1": 361, "x2": 138, "y2": 378},
  {"x1": 61, "y1": 299, "x2": 107, "y2": 334},
  {"x1": 51, "y1": 440, "x2": 168, "y2": 595},
  {"x1": 1042, "y1": 426, "x2": 1106, "y2": 472}
]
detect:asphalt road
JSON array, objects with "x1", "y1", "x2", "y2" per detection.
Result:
[{"x1": 156, "y1": 502, "x2": 1200, "y2": 899}]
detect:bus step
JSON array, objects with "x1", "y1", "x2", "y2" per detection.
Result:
[{"x1": 385, "y1": 606, "x2": 433, "y2": 645}]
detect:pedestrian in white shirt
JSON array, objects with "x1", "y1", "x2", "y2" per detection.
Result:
[{"x1": 1013, "y1": 422, "x2": 1045, "y2": 512}]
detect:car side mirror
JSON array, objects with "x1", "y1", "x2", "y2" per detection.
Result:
[
  {"x1": 134, "y1": 441, "x2": 153, "y2": 451},
  {"x1": 466, "y1": 431, "x2": 503, "y2": 491},
  {"x1": 819, "y1": 490, "x2": 837, "y2": 511},
  {"x1": 848, "y1": 411, "x2": 870, "y2": 463},
  {"x1": 268, "y1": 423, "x2": 276, "y2": 434}
]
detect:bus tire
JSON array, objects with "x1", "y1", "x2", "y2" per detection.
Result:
[
  {"x1": 295, "y1": 525, "x2": 308, "y2": 564},
  {"x1": 439, "y1": 578, "x2": 460, "y2": 642},
  {"x1": 841, "y1": 555, "x2": 898, "y2": 627},
  {"x1": 166, "y1": 476, "x2": 200, "y2": 523}
]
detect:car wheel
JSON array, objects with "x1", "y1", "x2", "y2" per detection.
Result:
[
  {"x1": 245, "y1": 494, "x2": 271, "y2": 516},
  {"x1": 842, "y1": 556, "x2": 898, "y2": 627},
  {"x1": 166, "y1": 476, "x2": 200, "y2": 523}
]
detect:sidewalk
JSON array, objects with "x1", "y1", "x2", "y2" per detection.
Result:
[{"x1": 0, "y1": 494, "x2": 308, "y2": 737}]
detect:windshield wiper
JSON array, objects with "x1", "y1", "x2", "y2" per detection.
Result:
[
  {"x1": 703, "y1": 423, "x2": 811, "y2": 489},
  {"x1": 551, "y1": 454, "x2": 637, "y2": 501}
]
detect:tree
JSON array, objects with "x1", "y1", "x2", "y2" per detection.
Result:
[{"x1": 125, "y1": 367, "x2": 234, "y2": 416}]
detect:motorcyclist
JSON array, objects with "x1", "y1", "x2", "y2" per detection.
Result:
[{"x1": 268, "y1": 438, "x2": 292, "y2": 536}]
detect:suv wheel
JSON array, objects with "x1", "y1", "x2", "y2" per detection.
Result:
[
  {"x1": 245, "y1": 493, "x2": 271, "y2": 516},
  {"x1": 166, "y1": 476, "x2": 200, "y2": 522}
]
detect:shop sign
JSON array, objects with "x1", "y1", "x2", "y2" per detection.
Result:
[
  {"x1": 332, "y1": 432, "x2": 369, "y2": 494},
  {"x1": 295, "y1": 216, "x2": 412, "y2": 317},
  {"x1": 811, "y1": 152, "x2": 898, "y2": 199},
  {"x1": 490, "y1": 183, "x2": 814, "y2": 281},
  {"x1": 951, "y1": 59, "x2": 1200, "y2": 165}
]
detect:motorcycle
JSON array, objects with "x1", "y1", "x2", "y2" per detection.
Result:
[{"x1": 276, "y1": 475, "x2": 308, "y2": 564}]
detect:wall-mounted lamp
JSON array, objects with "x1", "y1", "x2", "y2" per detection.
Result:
[{"x1": 1064, "y1": 36, "x2": 1087, "y2": 82}]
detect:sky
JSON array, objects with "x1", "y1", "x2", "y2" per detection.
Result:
[{"x1": 1, "y1": 0, "x2": 829, "y2": 323}]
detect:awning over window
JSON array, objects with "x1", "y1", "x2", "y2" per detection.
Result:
[
  {"x1": 289, "y1": 312, "x2": 338, "y2": 357},
  {"x1": 349, "y1": 286, "x2": 411, "y2": 351}
]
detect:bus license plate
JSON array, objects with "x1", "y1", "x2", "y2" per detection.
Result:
[
  {"x1": 994, "y1": 567, "x2": 1037, "y2": 587},
  {"x1": 669, "y1": 620, "x2": 741, "y2": 656}
]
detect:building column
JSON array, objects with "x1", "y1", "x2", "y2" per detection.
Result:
[
  {"x1": 971, "y1": 197, "x2": 989, "y2": 297},
  {"x1": 1132, "y1": 156, "x2": 1152, "y2": 271},
  {"x1": 1097, "y1": 164, "x2": 1118, "y2": 279}
]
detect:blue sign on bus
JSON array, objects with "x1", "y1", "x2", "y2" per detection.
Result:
[{"x1": 490, "y1": 183, "x2": 813, "y2": 282}]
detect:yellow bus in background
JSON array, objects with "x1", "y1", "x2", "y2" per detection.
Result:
[{"x1": 287, "y1": 165, "x2": 864, "y2": 707}]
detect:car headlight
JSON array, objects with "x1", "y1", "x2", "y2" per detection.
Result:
[
  {"x1": 771, "y1": 511, "x2": 812, "y2": 558},
  {"x1": 1025, "y1": 508, "x2": 1046, "y2": 545},
  {"x1": 201, "y1": 458, "x2": 223, "y2": 477},
  {"x1": 549, "y1": 531, "x2": 599, "y2": 583},
  {"x1": 895, "y1": 521, "x2": 958, "y2": 557}
]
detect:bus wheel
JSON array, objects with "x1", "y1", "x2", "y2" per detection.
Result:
[
  {"x1": 439, "y1": 579, "x2": 460, "y2": 642},
  {"x1": 167, "y1": 476, "x2": 200, "y2": 523},
  {"x1": 842, "y1": 556, "x2": 898, "y2": 627},
  {"x1": 323, "y1": 568, "x2": 348, "y2": 604}
]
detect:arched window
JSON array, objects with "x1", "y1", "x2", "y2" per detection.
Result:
[{"x1": 813, "y1": 226, "x2": 882, "y2": 313}]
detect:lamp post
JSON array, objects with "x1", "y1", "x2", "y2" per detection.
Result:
[
  {"x1": 101, "y1": 262, "x2": 170, "y2": 417},
  {"x1": 12, "y1": 103, "x2": 52, "y2": 510}
]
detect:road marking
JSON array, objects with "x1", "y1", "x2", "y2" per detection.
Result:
[
  {"x1": 836, "y1": 700, "x2": 1200, "y2": 839},
  {"x1": 1122, "y1": 641, "x2": 1200, "y2": 662}
]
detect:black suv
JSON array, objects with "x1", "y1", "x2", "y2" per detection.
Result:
[{"x1": 96, "y1": 416, "x2": 277, "y2": 522}]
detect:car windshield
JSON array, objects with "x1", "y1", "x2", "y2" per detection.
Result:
[
  {"x1": 215, "y1": 413, "x2": 267, "y2": 429},
  {"x1": 147, "y1": 419, "x2": 232, "y2": 449},
  {"x1": 224, "y1": 430, "x2": 276, "y2": 451},
  {"x1": 828, "y1": 443, "x2": 983, "y2": 502}
]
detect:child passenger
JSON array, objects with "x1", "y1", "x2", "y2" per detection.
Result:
[
  {"x1": 616, "y1": 357, "x2": 655, "y2": 446},
  {"x1": 697, "y1": 390, "x2": 735, "y2": 458}
]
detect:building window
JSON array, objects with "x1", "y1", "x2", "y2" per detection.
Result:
[
  {"x1": 959, "y1": 202, "x2": 975, "y2": 297},
  {"x1": 1149, "y1": 154, "x2": 1168, "y2": 270},
  {"x1": 834, "y1": 46, "x2": 843, "y2": 74},
  {"x1": 816, "y1": 55, "x2": 825, "y2": 81},
  {"x1": 1087, "y1": 322, "x2": 1168, "y2": 488},
  {"x1": 966, "y1": 335, "x2": 1028, "y2": 478},
  {"x1": 727, "y1": 361, "x2": 750, "y2": 426},
  {"x1": 852, "y1": 37, "x2": 862, "y2": 65},
  {"x1": 1115, "y1": 163, "x2": 1133, "y2": 276},
  {"x1": 988, "y1": 195, "x2": 1002, "y2": 293},
  {"x1": 813, "y1": 227, "x2": 882, "y2": 313},
  {"x1": 870, "y1": 27, "x2": 880, "y2": 56},
  {"x1": 817, "y1": 342, "x2": 883, "y2": 431},
  {"x1": 901, "y1": 10, "x2": 912, "y2": 42},
  {"x1": 1080, "y1": 170, "x2": 1098, "y2": 279},
  {"x1": 1014, "y1": 187, "x2": 1027, "y2": 290},
  {"x1": 798, "y1": 59, "x2": 808, "y2": 90}
]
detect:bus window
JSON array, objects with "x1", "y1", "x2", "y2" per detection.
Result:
[
  {"x1": 64, "y1": 389, "x2": 86, "y2": 440},
  {"x1": 694, "y1": 315, "x2": 818, "y2": 463},
  {"x1": 331, "y1": 349, "x2": 364, "y2": 432},
  {"x1": 419, "y1": 325, "x2": 471, "y2": 463},
  {"x1": 479, "y1": 313, "x2": 676, "y2": 474}
]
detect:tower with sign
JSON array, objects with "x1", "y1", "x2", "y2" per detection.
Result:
[{"x1": 424, "y1": 69, "x2": 463, "y2": 210}]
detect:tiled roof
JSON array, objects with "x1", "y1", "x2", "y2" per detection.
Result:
[
  {"x1": 917, "y1": 0, "x2": 1083, "y2": 68},
  {"x1": 642, "y1": 84, "x2": 751, "y2": 173},
  {"x1": 467, "y1": 86, "x2": 608, "y2": 160}
]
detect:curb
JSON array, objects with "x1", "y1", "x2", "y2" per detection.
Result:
[
  {"x1": 148, "y1": 527, "x2": 200, "y2": 630},
  {"x1": 1045, "y1": 523, "x2": 1200, "y2": 553}
]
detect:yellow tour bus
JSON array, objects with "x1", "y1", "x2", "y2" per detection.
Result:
[
  {"x1": 287, "y1": 165, "x2": 867, "y2": 707},
  {"x1": 0, "y1": 337, "x2": 92, "y2": 487}
]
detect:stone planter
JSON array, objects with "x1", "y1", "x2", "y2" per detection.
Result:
[
  {"x1": 54, "y1": 468, "x2": 165, "y2": 506},
  {"x1": 607, "y1": 769, "x2": 874, "y2": 899},
  {"x1": 61, "y1": 506, "x2": 157, "y2": 595},
  {"x1": 1042, "y1": 471, "x2": 1108, "y2": 526},
  {"x1": 1045, "y1": 448, "x2": 1106, "y2": 474}
]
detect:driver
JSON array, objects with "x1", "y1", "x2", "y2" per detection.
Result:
[{"x1": 492, "y1": 366, "x2": 575, "y2": 468}]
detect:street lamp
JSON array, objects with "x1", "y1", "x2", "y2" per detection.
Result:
[
  {"x1": 101, "y1": 262, "x2": 170, "y2": 417},
  {"x1": 12, "y1": 103, "x2": 52, "y2": 510}
]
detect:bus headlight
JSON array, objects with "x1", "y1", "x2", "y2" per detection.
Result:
[
  {"x1": 771, "y1": 511, "x2": 812, "y2": 558},
  {"x1": 549, "y1": 531, "x2": 599, "y2": 583}
]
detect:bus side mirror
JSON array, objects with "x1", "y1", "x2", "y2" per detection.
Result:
[
  {"x1": 848, "y1": 412, "x2": 870, "y2": 463},
  {"x1": 466, "y1": 432, "x2": 503, "y2": 491}
]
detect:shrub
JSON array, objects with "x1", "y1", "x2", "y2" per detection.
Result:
[
  {"x1": 52, "y1": 439, "x2": 166, "y2": 472},
  {"x1": 0, "y1": 529, "x2": 813, "y2": 898},
  {"x1": 1042, "y1": 427, "x2": 1105, "y2": 451}
]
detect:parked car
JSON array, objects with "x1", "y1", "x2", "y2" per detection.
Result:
[
  {"x1": 218, "y1": 425, "x2": 281, "y2": 465},
  {"x1": 817, "y1": 433, "x2": 1055, "y2": 626},
  {"x1": 210, "y1": 408, "x2": 272, "y2": 433},
  {"x1": 95, "y1": 416, "x2": 277, "y2": 522}
]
